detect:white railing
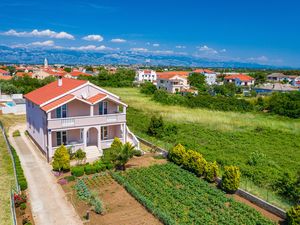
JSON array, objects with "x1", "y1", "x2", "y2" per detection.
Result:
[
  {"x1": 126, "y1": 126, "x2": 140, "y2": 150},
  {"x1": 48, "y1": 113, "x2": 126, "y2": 129}
]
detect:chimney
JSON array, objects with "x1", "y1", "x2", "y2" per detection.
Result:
[{"x1": 58, "y1": 76, "x2": 63, "y2": 87}]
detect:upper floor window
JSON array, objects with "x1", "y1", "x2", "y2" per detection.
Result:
[
  {"x1": 99, "y1": 101, "x2": 108, "y2": 115},
  {"x1": 56, "y1": 104, "x2": 67, "y2": 118}
]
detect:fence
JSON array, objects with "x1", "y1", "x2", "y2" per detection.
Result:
[
  {"x1": 138, "y1": 135, "x2": 287, "y2": 219},
  {"x1": 0, "y1": 122, "x2": 19, "y2": 225}
]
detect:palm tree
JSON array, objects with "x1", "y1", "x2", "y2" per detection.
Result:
[{"x1": 114, "y1": 142, "x2": 135, "y2": 170}]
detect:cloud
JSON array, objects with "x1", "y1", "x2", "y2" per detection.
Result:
[
  {"x1": 2, "y1": 29, "x2": 75, "y2": 39},
  {"x1": 82, "y1": 34, "x2": 103, "y2": 42},
  {"x1": 69, "y1": 45, "x2": 115, "y2": 51},
  {"x1": 111, "y1": 38, "x2": 126, "y2": 43},
  {"x1": 152, "y1": 43, "x2": 160, "y2": 47},
  {"x1": 248, "y1": 56, "x2": 269, "y2": 62},
  {"x1": 175, "y1": 45, "x2": 186, "y2": 49},
  {"x1": 220, "y1": 49, "x2": 227, "y2": 53},
  {"x1": 130, "y1": 48, "x2": 148, "y2": 52},
  {"x1": 197, "y1": 45, "x2": 218, "y2": 54},
  {"x1": 30, "y1": 40, "x2": 55, "y2": 47}
]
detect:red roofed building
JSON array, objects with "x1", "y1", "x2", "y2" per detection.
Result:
[
  {"x1": 135, "y1": 69, "x2": 157, "y2": 83},
  {"x1": 0, "y1": 75, "x2": 12, "y2": 80},
  {"x1": 156, "y1": 71, "x2": 192, "y2": 93},
  {"x1": 24, "y1": 77, "x2": 140, "y2": 162},
  {"x1": 224, "y1": 74, "x2": 255, "y2": 86},
  {"x1": 0, "y1": 69, "x2": 10, "y2": 76},
  {"x1": 192, "y1": 68, "x2": 217, "y2": 85},
  {"x1": 65, "y1": 71, "x2": 92, "y2": 79},
  {"x1": 16, "y1": 72, "x2": 33, "y2": 78}
]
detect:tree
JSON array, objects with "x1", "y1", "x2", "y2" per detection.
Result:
[
  {"x1": 221, "y1": 166, "x2": 241, "y2": 193},
  {"x1": 63, "y1": 67, "x2": 71, "y2": 73},
  {"x1": 52, "y1": 145, "x2": 70, "y2": 171},
  {"x1": 74, "y1": 149, "x2": 86, "y2": 164},
  {"x1": 140, "y1": 82, "x2": 157, "y2": 95},
  {"x1": 204, "y1": 161, "x2": 219, "y2": 182},
  {"x1": 188, "y1": 73, "x2": 206, "y2": 91},
  {"x1": 287, "y1": 205, "x2": 300, "y2": 225},
  {"x1": 147, "y1": 115, "x2": 164, "y2": 137},
  {"x1": 111, "y1": 141, "x2": 135, "y2": 170},
  {"x1": 168, "y1": 144, "x2": 187, "y2": 165}
]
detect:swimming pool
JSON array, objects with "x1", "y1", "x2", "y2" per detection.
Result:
[{"x1": 5, "y1": 101, "x2": 15, "y2": 107}]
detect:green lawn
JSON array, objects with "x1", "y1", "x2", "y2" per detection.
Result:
[{"x1": 107, "y1": 87, "x2": 300, "y2": 209}]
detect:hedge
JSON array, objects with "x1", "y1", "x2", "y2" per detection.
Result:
[
  {"x1": 10, "y1": 145, "x2": 28, "y2": 190},
  {"x1": 71, "y1": 166, "x2": 84, "y2": 177}
]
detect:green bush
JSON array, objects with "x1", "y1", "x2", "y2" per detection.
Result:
[
  {"x1": 182, "y1": 150, "x2": 207, "y2": 176},
  {"x1": 221, "y1": 166, "x2": 241, "y2": 193},
  {"x1": 10, "y1": 145, "x2": 28, "y2": 190},
  {"x1": 84, "y1": 165, "x2": 97, "y2": 175},
  {"x1": 93, "y1": 160, "x2": 106, "y2": 172},
  {"x1": 52, "y1": 145, "x2": 70, "y2": 171},
  {"x1": 168, "y1": 144, "x2": 187, "y2": 165},
  {"x1": 204, "y1": 161, "x2": 219, "y2": 182},
  {"x1": 286, "y1": 205, "x2": 300, "y2": 225},
  {"x1": 19, "y1": 180, "x2": 28, "y2": 191},
  {"x1": 20, "y1": 202, "x2": 26, "y2": 210},
  {"x1": 132, "y1": 149, "x2": 142, "y2": 157},
  {"x1": 65, "y1": 175, "x2": 75, "y2": 182},
  {"x1": 12, "y1": 130, "x2": 20, "y2": 137},
  {"x1": 74, "y1": 149, "x2": 86, "y2": 161},
  {"x1": 71, "y1": 166, "x2": 84, "y2": 177},
  {"x1": 140, "y1": 82, "x2": 157, "y2": 95},
  {"x1": 147, "y1": 115, "x2": 164, "y2": 137}
]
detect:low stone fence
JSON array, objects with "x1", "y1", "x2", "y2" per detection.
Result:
[{"x1": 138, "y1": 136, "x2": 287, "y2": 219}]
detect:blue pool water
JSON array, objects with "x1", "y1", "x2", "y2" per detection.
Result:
[{"x1": 6, "y1": 102, "x2": 15, "y2": 107}]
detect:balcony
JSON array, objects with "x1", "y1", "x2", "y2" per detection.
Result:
[{"x1": 47, "y1": 113, "x2": 126, "y2": 130}]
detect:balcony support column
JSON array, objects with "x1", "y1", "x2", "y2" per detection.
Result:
[
  {"x1": 90, "y1": 105, "x2": 94, "y2": 116},
  {"x1": 98, "y1": 126, "x2": 102, "y2": 155},
  {"x1": 83, "y1": 127, "x2": 87, "y2": 149},
  {"x1": 123, "y1": 106, "x2": 126, "y2": 114},
  {"x1": 123, "y1": 123, "x2": 127, "y2": 143}
]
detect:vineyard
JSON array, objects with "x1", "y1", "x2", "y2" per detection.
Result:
[{"x1": 113, "y1": 163, "x2": 274, "y2": 225}]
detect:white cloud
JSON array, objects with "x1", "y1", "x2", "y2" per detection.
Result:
[
  {"x1": 197, "y1": 45, "x2": 218, "y2": 54},
  {"x1": 152, "y1": 43, "x2": 160, "y2": 47},
  {"x1": 82, "y1": 34, "x2": 103, "y2": 42},
  {"x1": 30, "y1": 40, "x2": 55, "y2": 46},
  {"x1": 69, "y1": 45, "x2": 114, "y2": 51},
  {"x1": 111, "y1": 38, "x2": 126, "y2": 43},
  {"x1": 248, "y1": 56, "x2": 269, "y2": 63},
  {"x1": 130, "y1": 48, "x2": 148, "y2": 52},
  {"x1": 175, "y1": 45, "x2": 186, "y2": 49},
  {"x1": 220, "y1": 49, "x2": 227, "y2": 53},
  {"x1": 2, "y1": 29, "x2": 75, "y2": 39}
]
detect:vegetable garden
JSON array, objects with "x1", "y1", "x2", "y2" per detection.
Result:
[{"x1": 113, "y1": 163, "x2": 275, "y2": 225}]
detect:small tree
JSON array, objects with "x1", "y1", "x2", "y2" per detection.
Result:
[
  {"x1": 204, "y1": 161, "x2": 219, "y2": 183},
  {"x1": 147, "y1": 115, "x2": 164, "y2": 137},
  {"x1": 111, "y1": 137, "x2": 123, "y2": 150},
  {"x1": 183, "y1": 150, "x2": 207, "y2": 176},
  {"x1": 74, "y1": 149, "x2": 86, "y2": 164},
  {"x1": 110, "y1": 141, "x2": 135, "y2": 170},
  {"x1": 52, "y1": 145, "x2": 70, "y2": 171},
  {"x1": 168, "y1": 144, "x2": 186, "y2": 165},
  {"x1": 286, "y1": 205, "x2": 300, "y2": 225},
  {"x1": 140, "y1": 82, "x2": 157, "y2": 95},
  {"x1": 221, "y1": 166, "x2": 241, "y2": 193}
]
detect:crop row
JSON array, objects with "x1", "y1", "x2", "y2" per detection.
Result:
[{"x1": 113, "y1": 163, "x2": 274, "y2": 225}]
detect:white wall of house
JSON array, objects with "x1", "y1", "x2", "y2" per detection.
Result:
[
  {"x1": 136, "y1": 70, "x2": 157, "y2": 83},
  {"x1": 157, "y1": 76, "x2": 190, "y2": 93},
  {"x1": 204, "y1": 73, "x2": 217, "y2": 85}
]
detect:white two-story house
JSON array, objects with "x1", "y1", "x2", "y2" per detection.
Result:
[
  {"x1": 156, "y1": 71, "x2": 191, "y2": 93},
  {"x1": 24, "y1": 77, "x2": 139, "y2": 162},
  {"x1": 135, "y1": 70, "x2": 157, "y2": 83}
]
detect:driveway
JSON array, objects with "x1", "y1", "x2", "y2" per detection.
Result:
[{"x1": 9, "y1": 124, "x2": 82, "y2": 225}]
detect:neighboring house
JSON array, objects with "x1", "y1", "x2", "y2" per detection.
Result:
[
  {"x1": 292, "y1": 76, "x2": 300, "y2": 87},
  {"x1": 16, "y1": 72, "x2": 33, "y2": 78},
  {"x1": 255, "y1": 83, "x2": 300, "y2": 93},
  {"x1": 192, "y1": 69, "x2": 217, "y2": 85},
  {"x1": 65, "y1": 71, "x2": 92, "y2": 79},
  {"x1": 24, "y1": 77, "x2": 139, "y2": 162},
  {"x1": 267, "y1": 73, "x2": 287, "y2": 82},
  {"x1": 156, "y1": 71, "x2": 192, "y2": 93},
  {"x1": 0, "y1": 69, "x2": 10, "y2": 76},
  {"x1": 33, "y1": 68, "x2": 67, "y2": 79},
  {"x1": 135, "y1": 70, "x2": 157, "y2": 83},
  {"x1": 224, "y1": 74, "x2": 255, "y2": 86},
  {"x1": 0, "y1": 75, "x2": 12, "y2": 80}
]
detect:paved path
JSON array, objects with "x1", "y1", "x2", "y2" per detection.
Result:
[{"x1": 9, "y1": 124, "x2": 82, "y2": 225}]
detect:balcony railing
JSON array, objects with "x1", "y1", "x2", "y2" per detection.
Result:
[{"x1": 48, "y1": 113, "x2": 126, "y2": 130}]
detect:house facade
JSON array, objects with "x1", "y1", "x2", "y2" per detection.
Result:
[
  {"x1": 135, "y1": 70, "x2": 157, "y2": 83},
  {"x1": 224, "y1": 74, "x2": 255, "y2": 86},
  {"x1": 192, "y1": 69, "x2": 217, "y2": 85},
  {"x1": 156, "y1": 71, "x2": 191, "y2": 93},
  {"x1": 24, "y1": 77, "x2": 139, "y2": 162}
]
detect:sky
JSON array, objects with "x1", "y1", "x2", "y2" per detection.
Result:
[{"x1": 0, "y1": 0, "x2": 300, "y2": 67}]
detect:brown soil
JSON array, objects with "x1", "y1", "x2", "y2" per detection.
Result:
[
  {"x1": 126, "y1": 152, "x2": 167, "y2": 169},
  {"x1": 16, "y1": 191, "x2": 35, "y2": 225},
  {"x1": 228, "y1": 194, "x2": 284, "y2": 225}
]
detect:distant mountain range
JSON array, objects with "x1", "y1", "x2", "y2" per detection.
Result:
[{"x1": 0, "y1": 45, "x2": 280, "y2": 68}]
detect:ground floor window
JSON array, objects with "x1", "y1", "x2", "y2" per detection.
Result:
[
  {"x1": 101, "y1": 126, "x2": 108, "y2": 140},
  {"x1": 57, "y1": 131, "x2": 67, "y2": 145}
]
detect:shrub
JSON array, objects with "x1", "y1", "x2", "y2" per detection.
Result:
[
  {"x1": 168, "y1": 144, "x2": 187, "y2": 165},
  {"x1": 221, "y1": 166, "x2": 241, "y2": 193},
  {"x1": 140, "y1": 82, "x2": 157, "y2": 95},
  {"x1": 10, "y1": 146, "x2": 28, "y2": 190},
  {"x1": 52, "y1": 145, "x2": 70, "y2": 171},
  {"x1": 111, "y1": 142, "x2": 135, "y2": 170},
  {"x1": 132, "y1": 149, "x2": 142, "y2": 157},
  {"x1": 147, "y1": 115, "x2": 164, "y2": 137},
  {"x1": 71, "y1": 166, "x2": 84, "y2": 177},
  {"x1": 247, "y1": 151, "x2": 266, "y2": 166},
  {"x1": 20, "y1": 202, "x2": 26, "y2": 210},
  {"x1": 65, "y1": 175, "x2": 76, "y2": 182},
  {"x1": 286, "y1": 205, "x2": 300, "y2": 225},
  {"x1": 182, "y1": 150, "x2": 207, "y2": 177},
  {"x1": 74, "y1": 149, "x2": 86, "y2": 161},
  {"x1": 204, "y1": 161, "x2": 219, "y2": 182},
  {"x1": 84, "y1": 165, "x2": 97, "y2": 175},
  {"x1": 14, "y1": 192, "x2": 27, "y2": 207},
  {"x1": 19, "y1": 180, "x2": 28, "y2": 191},
  {"x1": 93, "y1": 160, "x2": 106, "y2": 172},
  {"x1": 12, "y1": 130, "x2": 20, "y2": 137},
  {"x1": 111, "y1": 137, "x2": 123, "y2": 151}
]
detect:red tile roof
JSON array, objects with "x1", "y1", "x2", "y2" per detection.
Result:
[
  {"x1": 16, "y1": 72, "x2": 33, "y2": 77},
  {"x1": 193, "y1": 69, "x2": 215, "y2": 74},
  {"x1": 157, "y1": 71, "x2": 190, "y2": 79},
  {"x1": 24, "y1": 78, "x2": 87, "y2": 105},
  {"x1": 224, "y1": 74, "x2": 254, "y2": 82},
  {"x1": 0, "y1": 69, "x2": 9, "y2": 74},
  {"x1": 69, "y1": 71, "x2": 92, "y2": 77},
  {"x1": 43, "y1": 69, "x2": 67, "y2": 77},
  {"x1": 41, "y1": 94, "x2": 75, "y2": 112},
  {"x1": 87, "y1": 93, "x2": 107, "y2": 104},
  {"x1": 0, "y1": 75, "x2": 12, "y2": 80}
]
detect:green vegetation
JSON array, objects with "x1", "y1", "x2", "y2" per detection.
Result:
[
  {"x1": 113, "y1": 163, "x2": 273, "y2": 225},
  {"x1": 52, "y1": 145, "x2": 70, "y2": 171},
  {"x1": 287, "y1": 205, "x2": 300, "y2": 225},
  {"x1": 12, "y1": 130, "x2": 20, "y2": 137},
  {"x1": 71, "y1": 166, "x2": 85, "y2": 177},
  {"x1": 221, "y1": 166, "x2": 241, "y2": 193},
  {"x1": 11, "y1": 145, "x2": 28, "y2": 190},
  {"x1": 106, "y1": 87, "x2": 300, "y2": 208}
]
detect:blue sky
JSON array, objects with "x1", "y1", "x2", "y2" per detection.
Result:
[{"x1": 0, "y1": 0, "x2": 300, "y2": 67}]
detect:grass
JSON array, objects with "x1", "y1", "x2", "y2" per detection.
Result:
[
  {"x1": 0, "y1": 114, "x2": 25, "y2": 224},
  {"x1": 107, "y1": 87, "x2": 300, "y2": 209}
]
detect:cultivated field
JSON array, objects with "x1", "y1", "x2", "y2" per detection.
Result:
[
  {"x1": 113, "y1": 163, "x2": 274, "y2": 225},
  {"x1": 107, "y1": 87, "x2": 300, "y2": 209}
]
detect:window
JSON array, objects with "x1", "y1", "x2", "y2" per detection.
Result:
[
  {"x1": 80, "y1": 129, "x2": 83, "y2": 140},
  {"x1": 101, "y1": 126, "x2": 108, "y2": 140},
  {"x1": 160, "y1": 80, "x2": 164, "y2": 83},
  {"x1": 56, "y1": 104, "x2": 67, "y2": 118},
  {"x1": 56, "y1": 131, "x2": 67, "y2": 145},
  {"x1": 99, "y1": 101, "x2": 108, "y2": 115}
]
